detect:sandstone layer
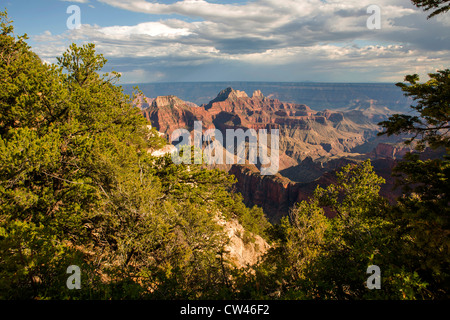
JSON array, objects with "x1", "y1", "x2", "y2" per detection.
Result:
[
  {"x1": 140, "y1": 87, "x2": 381, "y2": 171},
  {"x1": 139, "y1": 87, "x2": 409, "y2": 222}
]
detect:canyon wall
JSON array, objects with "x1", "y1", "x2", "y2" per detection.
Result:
[{"x1": 139, "y1": 87, "x2": 408, "y2": 222}]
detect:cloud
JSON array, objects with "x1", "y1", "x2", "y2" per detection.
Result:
[
  {"x1": 100, "y1": 21, "x2": 192, "y2": 38},
  {"x1": 119, "y1": 68, "x2": 166, "y2": 83},
  {"x1": 30, "y1": 0, "x2": 450, "y2": 82},
  {"x1": 60, "y1": 0, "x2": 90, "y2": 3}
]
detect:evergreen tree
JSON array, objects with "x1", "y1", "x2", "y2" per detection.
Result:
[
  {"x1": 378, "y1": 70, "x2": 450, "y2": 299},
  {"x1": 250, "y1": 160, "x2": 433, "y2": 299},
  {"x1": 0, "y1": 10, "x2": 270, "y2": 299}
]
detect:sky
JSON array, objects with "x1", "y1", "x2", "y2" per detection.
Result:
[{"x1": 3, "y1": 0, "x2": 450, "y2": 84}]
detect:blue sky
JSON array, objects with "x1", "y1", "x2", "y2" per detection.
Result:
[{"x1": 3, "y1": 0, "x2": 450, "y2": 84}]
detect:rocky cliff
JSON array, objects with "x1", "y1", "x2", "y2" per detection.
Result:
[
  {"x1": 230, "y1": 157, "x2": 401, "y2": 223},
  {"x1": 140, "y1": 87, "x2": 381, "y2": 170},
  {"x1": 368, "y1": 142, "x2": 412, "y2": 159},
  {"x1": 141, "y1": 95, "x2": 214, "y2": 135},
  {"x1": 146, "y1": 126, "x2": 269, "y2": 267},
  {"x1": 218, "y1": 217, "x2": 270, "y2": 268},
  {"x1": 139, "y1": 87, "x2": 406, "y2": 221}
]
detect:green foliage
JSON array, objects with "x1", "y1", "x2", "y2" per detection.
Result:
[
  {"x1": 378, "y1": 68, "x2": 450, "y2": 299},
  {"x1": 244, "y1": 68, "x2": 450, "y2": 300},
  {"x1": 236, "y1": 204, "x2": 271, "y2": 242},
  {"x1": 0, "y1": 11, "x2": 272, "y2": 300},
  {"x1": 1, "y1": 7, "x2": 448, "y2": 301},
  {"x1": 0, "y1": 220, "x2": 83, "y2": 299},
  {"x1": 379, "y1": 70, "x2": 450, "y2": 150},
  {"x1": 244, "y1": 160, "x2": 435, "y2": 300}
]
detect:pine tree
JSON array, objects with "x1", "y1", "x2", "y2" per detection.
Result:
[
  {"x1": 378, "y1": 70, "x2": 450, "y2": 299},
  {"x1": 0, "y1": 10, "x2": 271, "y2": 299}
]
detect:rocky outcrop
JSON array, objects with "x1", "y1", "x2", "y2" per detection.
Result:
[
  {"x1": 140, "y1": 87, "x2": 380, "y2": 170},
  {"x1": 139, "y1": 88, "x2": 403, "y2": 221},
  {"x1": 218, "y1": 217, "x2": 270, "y2": 268},
  {"x1": 149, "y1": 144, "x2": 177, "y2": 157},
  {"x1": 341, "y1": 100, "x2": 396, "y2": 123},
  {"x1": 252, "y1": 90, "x2": 264, "y2": 99},
  {"x1": 230, "y1": 157, "x2": 402, "y2": 222},
  {"x1": 229, "y1": 164, "x2": 330, "y2": 222},
  {"x1": 230, "y1": 164, "x2": 294, "y2": 222},
  {"x1": 141, "y1": 95, "x2": 214, "y2": 136},
  {"x1": 146, "y1": 127, "x2": 269, "y2": 268},
  {"x1": 368, "y1": 142, "x2": 412, "y2": 159}
]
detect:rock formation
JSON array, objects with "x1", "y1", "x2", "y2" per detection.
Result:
[
  {"x1": 230, "y1": 158, "x2": 401, "y2": 223},
  {"x1": 140, "y1": 87, "x2": 380, "y2": 170},
  {"x1": 368, "y1": 142, "x2": 412, "y2": 159},
  {"x1": 138, "y1": 87, "x2": 408, "y2": 221},
  {"x1": 217, "y1": 217, "x2": 270, "y2": 268},
  {"x1": 146, "y1": 124, "x2": 269, "y2": 267}
]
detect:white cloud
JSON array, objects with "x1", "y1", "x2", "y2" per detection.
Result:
[
  {"x1": 436, "y1": 12, "x2": 450, "y2": 26},
  {"x1": 30, "y1": 0, "x2": 450, "y2": 82},
  {"x1": 60, "y1": 0, "x2": 90, "y2": 3},
  {"x1": 100, "y1": 21, "x2": 191, "y2": 38}
]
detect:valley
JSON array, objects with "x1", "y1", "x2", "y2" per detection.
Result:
[{"x1": 137, "y1": 86, "x2": 414, "y2": 222}]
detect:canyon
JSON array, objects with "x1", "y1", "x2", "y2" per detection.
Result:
[
  {"x1": 125, "y1": 82, "x2": 411, "y2": 113},
  {"x1": 137, "y1": 87, "x2": 412, "y2": 222}
]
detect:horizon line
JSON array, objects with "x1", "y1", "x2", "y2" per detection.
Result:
[{"x1": 118, "y1": 80, "x2": 399, "y2": 86}]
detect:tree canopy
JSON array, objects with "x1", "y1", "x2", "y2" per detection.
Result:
[{"x1": 0, "y1": 10, "x2": 270, "y2": 299}]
